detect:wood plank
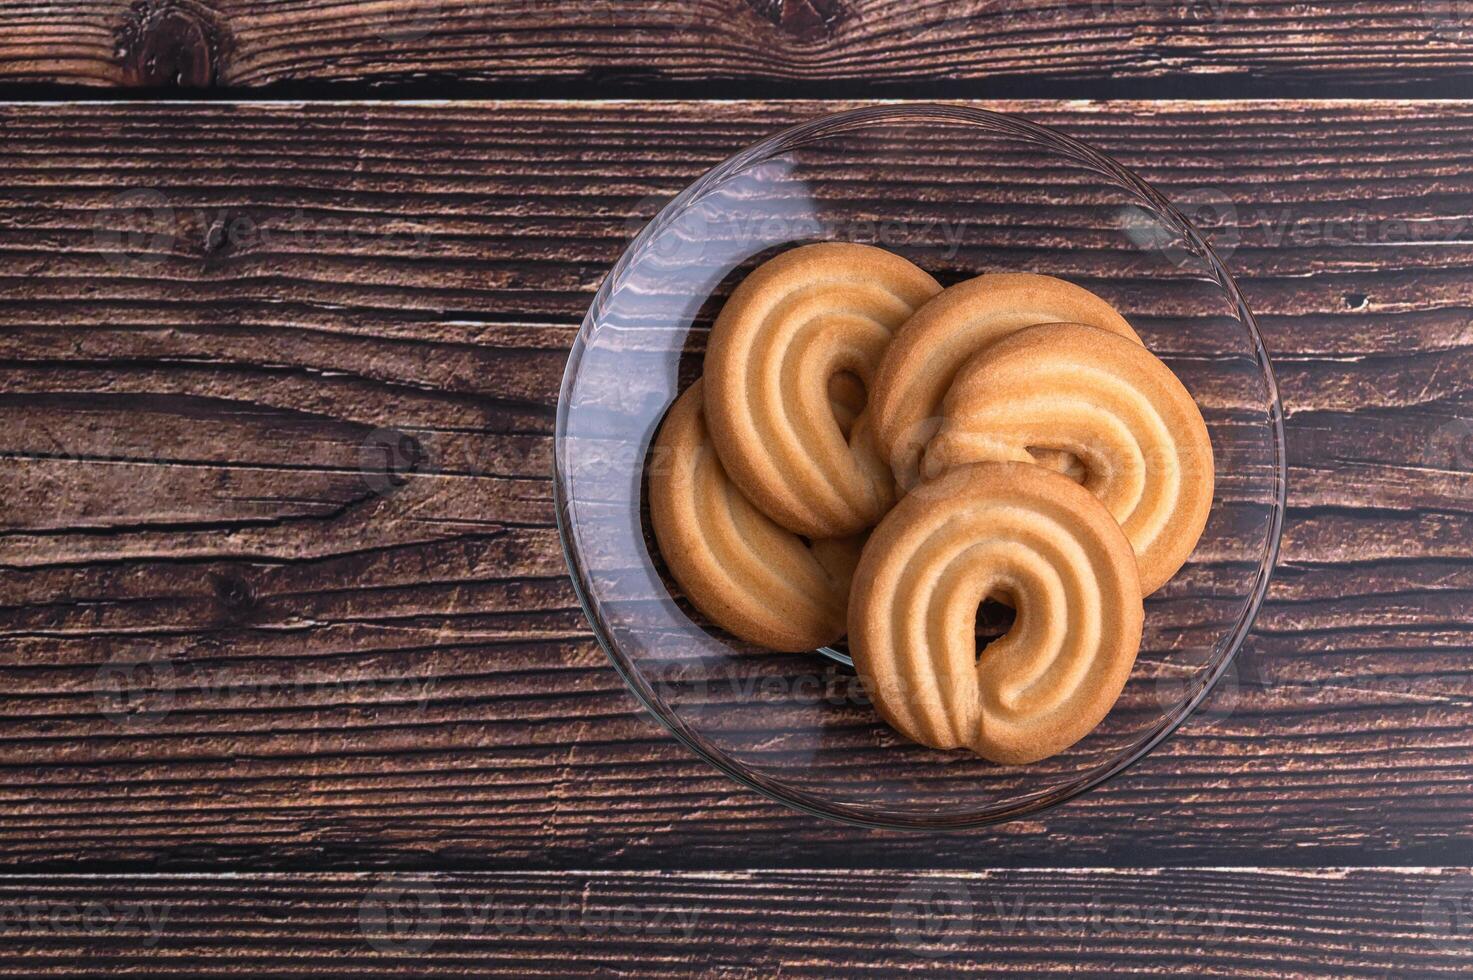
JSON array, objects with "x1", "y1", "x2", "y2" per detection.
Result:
[
  {"x1": 0, "y1": 869, "x2": 1465, "y2": 976},
  {"x1": 2, "y1": 2, "x2": 1473, "y2": 95},
  {"x1": 0, "y1": 100, "x2": 1470, "y2": 869}
]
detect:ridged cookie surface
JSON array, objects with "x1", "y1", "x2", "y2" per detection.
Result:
[
  {"x1": 849, "y1": 462, "x2": 1144, "y2": 765},
  {"x1": 648, "y1": 381, "x2": 864, "y2": 652},
  {"x1": 927, "y1": 322, "x2": 1215, "y2": 596},
  {"x1": 868, "y1": 273, "x2": 1141, "y2": 491},
  {"x1": 703, "y1": 242, "x2": 942, "y2": 538}
]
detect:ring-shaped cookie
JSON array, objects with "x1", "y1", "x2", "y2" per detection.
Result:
[
  {"x1": 927, "y1": 322, "x2": 1215, "y2": 596},
  {"x1": 649, "y1": 381, "x2": 864, "y2": 652},
  {"x1": 868, "y1": 273, "x2": 1141, "y2": 491},
  {"x1": 849, "y1": 462, "x2": 1144, "y2": 765},
  {"x1": 703, "y1": 242, "x2": 942, "y2": 538}
]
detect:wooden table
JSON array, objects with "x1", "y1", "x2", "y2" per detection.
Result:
[{"x1": 1, "y1": 4, "x2": 1471, "y2": 976}]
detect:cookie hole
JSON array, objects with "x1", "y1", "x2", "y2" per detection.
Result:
[
  {"x1": 1026, "y1": 446, "x2": 1087, "y2": 485},
  {"x1": 975, "y1": 598, "x2": 1016, "y2": 658},
  {"x1": 828, "y1": 370, "x2": 867, "y2": 441}
]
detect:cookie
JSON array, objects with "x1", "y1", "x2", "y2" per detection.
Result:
[
  {"x1": 648, "y1": 381, "x2": 864, "y2": 652},
  {"x1": 848, "y1": 461, "x2": 1144, "y2": 765},
  {"x1": 868, "y1": 273, "x2": 1141, "y2": 491},
  {"x1": 927, "y1": 322, "x2": 1215, "y2": 596},
  {"x1": 703, "y1": 242, "x2": 943, "y2": 538}
]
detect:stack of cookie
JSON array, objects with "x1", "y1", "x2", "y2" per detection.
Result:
[{"x1": 649, "y1": 243, "x2": 1213, "y2": 764}]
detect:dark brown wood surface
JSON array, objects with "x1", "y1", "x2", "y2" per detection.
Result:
[
  {"x1": 4, "y1": 1, "x2": 1473, "y2": 95},
  {"x1": 0, "y1": 100, "x2": 1470, "y2": 874},
  {"x1": 2, "y1": 97, "x2": 1472, "y2": 974},
  {"x1": 0, "y1": 869, "x2": 1466, "y2": 975}
]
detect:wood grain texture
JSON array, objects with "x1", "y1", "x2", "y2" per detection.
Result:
[
  {"x1": 2, "y1": 1, "x2": 1473, "y2": 94},
  {"x1": 0, "y1": 100, "x2": 1470, "y2": 870},
  {"x1": 0, "y1": 869, "x2": 1466, "y2": 976}
]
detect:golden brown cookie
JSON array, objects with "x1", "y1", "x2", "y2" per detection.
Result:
[
  {"x1": 648, "y1": 381, "x2": 864, "y2": 652},
  {"x1": 927, "y1": 322, "x2": 1215, "y2": 596},
  {"x1": 868, "y1": 273, "x2": 1142, "y2": 491},
  {"x1": 703, "y1": 242, "x2": 943, "y2": 538},
  {"x1": 848, "y1": 462, "x2": 1144, "y2": 765}
]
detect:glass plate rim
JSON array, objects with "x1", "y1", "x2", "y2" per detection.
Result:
[{"x1": 553, "y1": 102, "x2": 1289, "y2": 831}]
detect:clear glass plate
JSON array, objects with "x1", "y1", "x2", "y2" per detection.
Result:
[{"x1": 555, "y1": 104, "x2": 1286, "y2": 830}]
